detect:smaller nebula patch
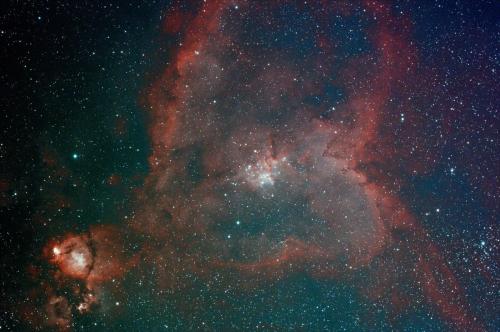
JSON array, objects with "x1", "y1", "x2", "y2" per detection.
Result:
[{"x1": 50, "y1": 235, "x2": 94, "y2": 280}]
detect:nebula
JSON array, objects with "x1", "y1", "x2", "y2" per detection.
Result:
[
  {"x1": 46, "y1": 226, "x2": 136, "y2": 287},
  {"x1": 26, "y1": 1, "x2": 493, "y2": 331}
]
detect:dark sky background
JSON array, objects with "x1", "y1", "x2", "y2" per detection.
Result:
[{"x1": 1, "y1": 1, "x2": 498, "y2": 331}]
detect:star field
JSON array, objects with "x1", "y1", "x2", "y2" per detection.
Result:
[{"x1": 1, "y1": 1, "x2": 498, "y2": 331}]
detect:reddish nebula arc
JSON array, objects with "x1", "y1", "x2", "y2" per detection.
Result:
[{"x1": 138, "y1": 1, "x2": 484, "y2": 330}]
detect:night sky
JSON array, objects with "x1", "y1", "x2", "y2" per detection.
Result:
[{"x1": 1, "y1": 1, "x2": 499, "y2": 331}]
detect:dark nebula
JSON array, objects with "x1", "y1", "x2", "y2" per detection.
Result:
[{"x1": 2, "y1": 0, "x2": 498, "y2": 331}]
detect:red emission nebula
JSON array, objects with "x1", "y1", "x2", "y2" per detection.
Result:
[{"x1": 28, "y1": 1, "x2": 490, "y2": 331}]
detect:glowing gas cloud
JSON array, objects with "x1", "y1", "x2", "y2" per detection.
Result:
[{"x1": 26, "y1": 1, "x2": 492, "y2": 331}]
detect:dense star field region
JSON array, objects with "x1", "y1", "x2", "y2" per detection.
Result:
[{"x1": 1, "y1": 0, "x2": 499, "y2": 331}]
